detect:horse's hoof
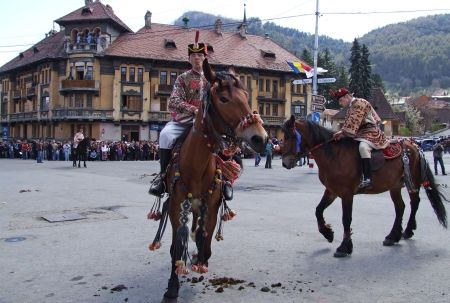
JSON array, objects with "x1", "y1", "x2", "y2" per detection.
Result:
[
  {"x1": 383, "y1": 238, "x2": 397, "y2": 246},
  {"x1": 163, "y1": 288, "x2": 179, "y2": 299},
  {"x1": 333, "y1": 251, "x2": 350, "y2": 258},
  {"x1": 319, "y1": 225, "x2": 334, "y2": 243},
  {"x1": 402, "y1": 230, "x2": 414, "y2": 239}
]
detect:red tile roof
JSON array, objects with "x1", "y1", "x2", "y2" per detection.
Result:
[
  {"x1": 0, "y1": 31, "x2": 66, "y2": 73},
  {"x1": 104, "y1": 23, "x2": 304, "y2": 72},
  {"x1": 55, "y1": 1, "x2": 131, "y2": 33}
]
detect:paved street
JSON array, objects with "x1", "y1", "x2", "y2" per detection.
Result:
[{"x1": 0, "y1": 153, "x2": 449, "y2": 303}]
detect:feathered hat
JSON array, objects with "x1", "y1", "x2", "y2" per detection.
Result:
[{"x1": 188, "y1": 30, "x2": 207, "y2": 56}]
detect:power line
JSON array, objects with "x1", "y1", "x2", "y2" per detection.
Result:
[{"x1": 0, "y1": 7, "x2": 449, "y2": 50}]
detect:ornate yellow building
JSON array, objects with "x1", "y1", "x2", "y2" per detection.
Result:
[{"x1": 0, "y1": 0, "x2": 311, "y2": 142}]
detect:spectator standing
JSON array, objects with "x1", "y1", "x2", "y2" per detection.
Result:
[
  {"x1": 264, "y1": 139, "x2": 274, "y2": 169},
  {"x1": 433, "y1": 141, "x2": 447, "y2": 175}
]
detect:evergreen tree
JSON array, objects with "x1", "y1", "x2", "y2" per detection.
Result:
[
  {"x1": 360, "y1": 44, "x2": 373, "y2": 99},
  {"x1": 317, "y1": 49, "x2": 338, "y2": 101},
  {"x1": 349, "y1": 39, "x2": 362, "y2": 97},
  {"x1": 300, "y1": 49, "x2": 313, "y2": 66},
  {"x1": 372, "y1": 73, "x2": 385, "y2": 91},
  {"x1": 326, "y1": 65, "x2": 349, "y2": 109}
]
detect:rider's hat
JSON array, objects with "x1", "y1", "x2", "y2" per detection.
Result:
[
  {"x1": 188, "y1": 30, "x2": 207, "y2": 56},
  {"x1": 330, "y1": 87, "x2": 349, "y2": 99}
]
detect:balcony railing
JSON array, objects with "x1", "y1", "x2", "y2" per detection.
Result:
[
  {"x1": 257, "y1": 92, "x2": 286, "y2": 101},
  {"x1": 60, "y1": 80, "x2": 99, "y2": 94},
  {"x1": 260, "y1": 115, "x2": 285, "y2": 126},
  {"x1": 13, "y1": 90, "x2": 22, "y2": 100},
  {"x1": 9, "y1": 111, "x2": 38, "y2": 122},
  {"x1": 148, "y1": 111, "x2": 171, "y2": 122},
  {"x1": 66, "y1": 42, "x2": 99, "y2": 54},
  {"x1": 26, "y1": 87, "x2": 36, "y2": 97},
  {"x1": 154, "y1": 84, "x2": 173, "y2": 97},
  {"x1": 52, "y1": 108, "x2": 113, "y2": 120}
]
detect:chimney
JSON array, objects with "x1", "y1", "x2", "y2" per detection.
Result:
[
  {"x1": 265, "y1": 33, "x2": 269, "y2": 39},
  {"x1": 182, "y1": 16, "x2": 189, "y2": 28},
  {"x1": 145, "y1": 11, "x2": 152, "y2": 29},
  {"x1": 214, "y1": 19, "x2": 222, "y2": 34},
  {"x1": 85, "y1": 0, "x2": 93, "y2": 6}
]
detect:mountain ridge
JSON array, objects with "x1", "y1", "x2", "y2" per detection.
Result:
[{"x1": 174, "y1": 12, "x2": 450, "y2": 96}]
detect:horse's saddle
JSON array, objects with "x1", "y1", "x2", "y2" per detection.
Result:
[{"x1": 371, "y1": 142, "x2": 403, "y2": 171}]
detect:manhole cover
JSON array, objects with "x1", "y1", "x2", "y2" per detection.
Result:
[
  {"x1": 42, "y1": 213, "x2": 87, "y2": 223},
  {"x1": 5, "y1": 236, "x2": 27, "y2": 243}
]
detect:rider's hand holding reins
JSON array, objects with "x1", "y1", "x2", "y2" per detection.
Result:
[{"x1": 333, "y1": 130, "x2": 344, "y2": 141}]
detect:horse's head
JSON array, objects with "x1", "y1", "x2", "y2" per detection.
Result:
[
  {"x1": 281, "y1": 115, "x2": 304, "y2": 169},
  {"x1": 202, "y1": 59, "x2": 267, "y2": 153}
]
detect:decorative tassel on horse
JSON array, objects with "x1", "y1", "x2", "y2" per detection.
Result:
[
  {"x1": 148, "y1": 199, "x2": 169, "y2": 251},
  {"x1": 239, "y1": 112, "x2": 263, "y2": 129},
  {"x1": 174, "y1": 195, "x2": 192, "y2": 275},
  {"x1": 215, "y1": 156, "x2": 241, "y2": 185},
  {"x1": 401, "y1": 147, "x2": 417, "y2": 194},
  {"x1": 192, "y1": 203, "x2": 209, "y2": 274},
  {"x1": 215, "y1": 199, "x2": 237, "y2": 241},
  {"x1": 147, "y1": 197, "x2": 162, "y2": 221}
]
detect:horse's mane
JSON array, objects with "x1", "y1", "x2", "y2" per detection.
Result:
[{"x1": 305, "y1": 120, "x2": 356, "y2": 156}]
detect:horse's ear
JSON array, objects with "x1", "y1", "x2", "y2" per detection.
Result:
[
  {"x1": 290, "y1": 115, "x2": 295, "y2": 124},
  {"x1": 203, "y1": 58, "x2": 216, "y2": 83}
]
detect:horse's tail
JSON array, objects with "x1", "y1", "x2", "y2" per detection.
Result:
[{"x1": 420, "y1": 152, "x2": 448, "y2": 228}]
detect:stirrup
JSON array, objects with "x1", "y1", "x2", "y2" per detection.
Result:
[
  {"x1": 149, "y1": 175, "x2": 166, "y2": 197},
  {"x1": 223, "y1": 181, "x2": 233, "y2": 201}
]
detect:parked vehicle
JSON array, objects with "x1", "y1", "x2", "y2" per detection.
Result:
[{"x1": 420, "y1": 139, "x2": 436, "y2": 151}]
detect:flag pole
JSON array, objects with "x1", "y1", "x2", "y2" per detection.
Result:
[{"x1": 312, "y1": 0, "x2": 320, "y2": 96}]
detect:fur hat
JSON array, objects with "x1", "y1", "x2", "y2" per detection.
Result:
[
  {"x1": 188, "y1": 30, "x2": 207, "y2": 56},
  {"x1": 330, "y1": 87, "x2": 349, "y2": 98}
]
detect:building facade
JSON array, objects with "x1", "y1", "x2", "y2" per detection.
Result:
[{"x1": 0, "y1": 0, "x2": 312, "y2": 142}]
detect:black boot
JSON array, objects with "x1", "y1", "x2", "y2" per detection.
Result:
[
  {"x1": 359, "y1": 158, "x2": 372, "y2": 189},
  {"x1": 149, "y1": 148, "x2": 172, "y2": 197},
  {"x1": 223, "y1": 181, "x2": 233, "y2": 201}
]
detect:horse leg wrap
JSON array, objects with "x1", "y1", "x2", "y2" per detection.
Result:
[{"x1": 174, "y1": 197, "x2": 192, "y2": 275}]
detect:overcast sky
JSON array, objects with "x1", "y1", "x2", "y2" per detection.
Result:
[{"x1": 1, "y1": 0, "x2": 449, "y2": 67}]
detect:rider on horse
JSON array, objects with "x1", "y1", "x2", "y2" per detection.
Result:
[
  {"x1": 331, "y1": 88, "x2": 389, "y2": 188},
  {"x1": 73, "y1": 128, "x2": 84, "y2": 149},
  {"x1": 149, "y1": 31, "x2": 233, "y2": 200}
]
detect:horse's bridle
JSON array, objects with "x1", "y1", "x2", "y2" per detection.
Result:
[{"x1": 199, "y1": 72, "x2": 262, "y2": 153}]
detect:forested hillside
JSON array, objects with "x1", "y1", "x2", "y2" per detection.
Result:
[{"x1": 174, "y1": 12, "x2": 450, "y2": 95}]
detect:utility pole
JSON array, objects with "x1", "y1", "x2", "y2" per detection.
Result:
[{"x1": 312, "y1": 0, "x2": 319, "y2": 96}]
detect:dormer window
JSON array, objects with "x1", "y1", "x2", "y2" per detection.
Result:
[
  {"x1": 81, "y1": 6, "x2": 93, "y2": 15},
  {"x1": 207, "y1": 44, "x2": 214, "y2": 53},
  {"x1": 164, "y1": 39, "x2": 176, "y2": 49},
  {"x1": 33, "y1": 46, "x2": 39, "y2": 54},
  {"x1": 261, "y1": 50, "x2": 276, "y2": 59}
]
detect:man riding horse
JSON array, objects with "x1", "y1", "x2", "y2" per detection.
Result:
[
  {"x1": 331, "y1": 88, "x2": 389, "y2": 188},
  {"x1": 73, "y1": 128, "x2": 84, "y2": 149},
  {"x1": 149, "y1": 32, "x2": 233, "y2": 200}
]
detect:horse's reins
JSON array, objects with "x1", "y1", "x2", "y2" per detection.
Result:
[{"x1": 307, "y1": 137, "x2": 335, "y2": 155}]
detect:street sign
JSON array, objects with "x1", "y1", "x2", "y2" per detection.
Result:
[
  {"x1": 312, "y1": 112, "x2": 321, "y2": 122},
  {"x1": 293, "y1": 77, "x2": 336, "y2": 85},
  {"x1": 293, "y1": 79, "x2": 312, "y2": 85},
  {"x1": 317, "y1": 77, "x2": 336, "y2": 83},
  {"x1": 311, "y1": 95, "x2": 325, "y2": 112}
]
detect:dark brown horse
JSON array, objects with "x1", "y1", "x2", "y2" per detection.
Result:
[
  {"x1": 72, "y1": 137, "x2": 92, "y2": 168},
  {"x1": 281, "y1": 115, "x2": 447, "y2": 257},
  {"x1": 149, "y1": 59, "x2": 267, "y2": 298}
]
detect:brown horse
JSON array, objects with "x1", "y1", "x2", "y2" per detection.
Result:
[
  {"x1": 281, "y1": 115, "x2": 447, "y2": 258},
  {"x1": 149, "y1": 59, "x2": 267, "y2": 298}
]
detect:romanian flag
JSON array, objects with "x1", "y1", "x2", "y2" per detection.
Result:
[{"x1": 287, "y1": 61, "x2": 314, "y2": 78}]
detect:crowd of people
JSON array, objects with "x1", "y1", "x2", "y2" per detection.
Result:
[{"x1": 0, "y1": 139, "x2": 160, "y2": 162}]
